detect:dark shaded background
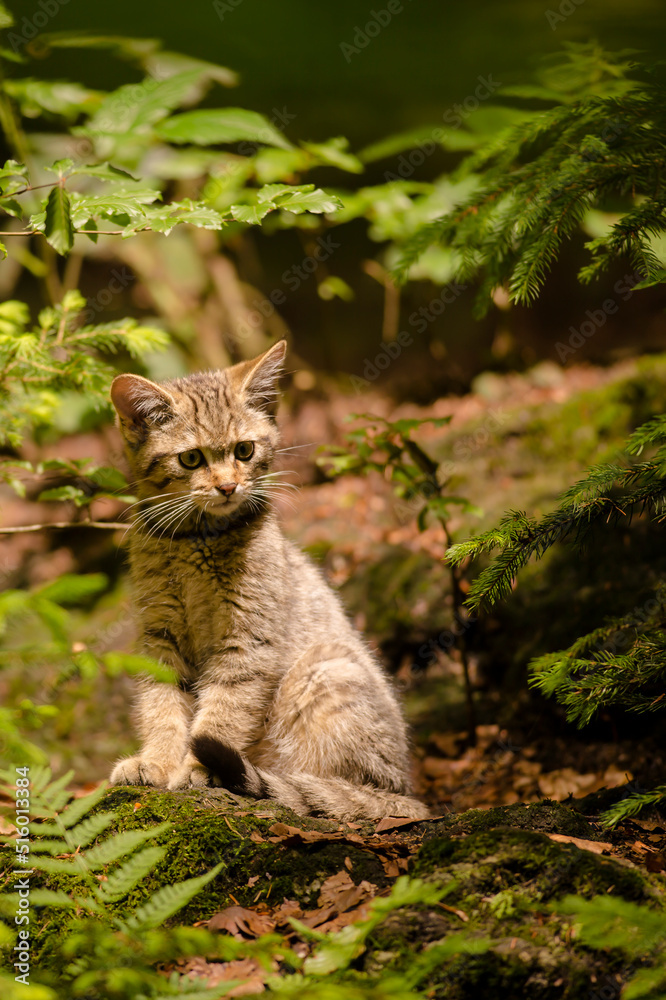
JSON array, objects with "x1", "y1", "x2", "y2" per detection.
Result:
[{"x1": 11, "y1": 0, "x2": 666, "y2": 389}]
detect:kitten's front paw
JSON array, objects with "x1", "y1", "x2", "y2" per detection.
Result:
[
  {"x1": 110, "y1": 755, "x2": 171, "y2": 787},
  {"x1": 167, "y1": 753, "x2": 217, "y2": 790}
]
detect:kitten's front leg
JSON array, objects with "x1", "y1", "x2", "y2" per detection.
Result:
[
  {"x1": 110, "y1": 676, "x2": 193, "y2": 787},
  {"x1": 167, "y1": 664, "x2": 272, "y2": 790}
]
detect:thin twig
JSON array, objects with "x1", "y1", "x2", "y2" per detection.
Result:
[{"x1": 0, "y1": 521, "x2": 127, "y2": 533}]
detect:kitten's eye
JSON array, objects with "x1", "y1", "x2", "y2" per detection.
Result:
[
  {"x1": 178, "y1": 449, "x2": 205, "y2": 469},
  {"x1": 235, "y1": 441, "x2": 255, "y2": 461}
]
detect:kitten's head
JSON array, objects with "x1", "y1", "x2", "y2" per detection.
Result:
[{"x1": 111, "y1": 340, "x2": 287, "y2": 534}]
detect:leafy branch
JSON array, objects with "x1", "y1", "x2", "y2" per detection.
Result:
[
  {"x1": 393, "y1": 46, "x2": 666, "y2": 312},
  {"x1": 447, "y1": 423, "x2": 666, "y2": 612},
  {"x1": 320, "y1": 413, "x2": 481, "y2": 740}
]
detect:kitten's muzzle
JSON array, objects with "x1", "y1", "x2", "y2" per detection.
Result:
[{"x1": 215, "y1": 482, "x2": 237, "y2": 498}]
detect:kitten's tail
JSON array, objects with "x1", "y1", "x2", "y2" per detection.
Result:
[{"x1": 190, "y1": 735, "x2": 429, "y2": 823}]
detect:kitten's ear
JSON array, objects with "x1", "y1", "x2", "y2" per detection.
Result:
[
  {"x1": 110, "y1": 374, "x2": 175, "y2": 443},
  {"x1": 229, "y1": 339, "x2": 287, "y2": 415}
]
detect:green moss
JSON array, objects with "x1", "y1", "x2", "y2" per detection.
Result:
[
  {"x1": 24, "y1": 788, "x2": 666, "y2": 998},
  {"x1": 422, "y1": 800, "x2": 600, "y2": 839},
  {"x1": 412, "y1": 827, "x2": 648, "y2": 904},
  {"x1": 30, "y1": 786, "x2": 388, "y2": 970}
]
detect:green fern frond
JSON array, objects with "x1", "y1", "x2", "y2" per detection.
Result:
[
  {"x1": 395, "y1": 52, "x2": 666, "y2": 307},
  {"x1": 96, "y1": 845, "x2": 168, "y2": 903},
  {"x1": 600, "y1": 786, "x2": 666, "y2": 828},
  {"x1": 83, "y1": 822, "x2": 172, "y2": 869},
  {"x1": 62, "y1": 811, "x2": 117, "y2": 851},
  {"x1": 56, "y1": 782, "x2": 109, "y2": 829},
  {"x1": 125, "y1": 862, "x2": 224, "y2": 932}
]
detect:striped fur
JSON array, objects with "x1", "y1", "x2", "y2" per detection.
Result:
[{"x1": 108, "y1": 340, "x2": 428, "y2": 822}]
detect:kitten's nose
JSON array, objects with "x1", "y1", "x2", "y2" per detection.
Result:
[{"x1": 216, "y1": 482, "x2": 237, "y2": 497}]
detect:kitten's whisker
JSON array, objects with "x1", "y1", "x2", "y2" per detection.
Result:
[
  {"x1": 168, "y1": 502, "x2": 197, "y2": 547},
  {"x1": 156, "y1": 505, "x2": 195, "y2": 543},
  {"x1": 124, "y1": 492, "x2": 183, "y2": 516},
  {"x1": 255, "y1": 472, "x2": 300, "y2": 487},
  {"x1": 252, "y1": 486, "x2": 298, "y2": 512},
  {"x1": 144, "y1": 498, "x2": 195, "y2": 539},
  {"x1": 131, "y1": 495, "x2": 190, "y2": 520},
  {"x1": 255, "y1": 469, "x2": 299, "y2": 477},
  {"x1": 150, "y1": 497, "x2": 194, "y2": 530}
]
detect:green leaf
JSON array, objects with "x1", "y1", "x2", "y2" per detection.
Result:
[
  {"x1": 0, "y1": 160, "x2": 28, "y2": 180},
  {"x1": 70, "y1": 163, "x2": 136, "y2": 181},
  {"x1": 4, "y1": 80, "x2": 102, "y2": 121},
  {"x1": 300, "y1": 136, "x2": 363, "y2": 173},
  {"x1": 229, "y1": 202, "x2": 273, "y2": 225},
  {"x1": 0, "y1": 3, "x2": 14, "y2": 28},
  {"x1": 275, "y1": 188, "x2": 342, "y2": 215},
  {"x1": 83, "y1": 822, "x2": 172, "y2": 869},
  {"x1": 145, "y1": 50, "x2": 238, "y2": 88},
  {"x1": 102, "y1": 652, "x2": 178, "y2": 683},
  {"x1": 30, "y1": 855, "x2": 88, "y2": 876},
  {"x1": 125, "y1": 862, "x2": 224, "y2": 931},
  {"x1": 45, "y1": 158, "x2": 75, "y2": 176},
  {"x1": 96, "y1": 845, "x2": 167, "y2": 902},
  {"x1": 30, "y1": 596, "x2": 69, "y2": 644},
  {"x1": 156, "y1": 108, "x2": 293, "y2": 150},
  {"x1": 81, "y1": 218, "x2": 98, "y2": 243},
  {"x1": 0, "y1": 196, "x2": 23, "y2": 218},
  {"x1": 359, "y1": 126, "x2": 446, "y2": 163},
  {"x1": 64, "y1": 810, "x2": 116, "y2": 850},
  {"x1": 37, "y1": 484, "x2": 88, "y2": 505},
  {"x1": 37, "y1": 32, "x2": 161, "y2": 59},
  {"x1": 633, "y1": 269, "x2": 666, "y2": 290},
  {"x1": 55, "y1": 782, "x2": 109, "y2": 828},
  {"x1": 43, "y1": 185, "x2": 74, "y2": 255},
  {"x1": 27, "y1": 889, "x2": 78, "y2": 909},
  {"x1": 86, "y1": 70, "x2": 204, "y2": 135},
  {"x1": 36, "y1": 573, "x2": 108, "y2": 606}
]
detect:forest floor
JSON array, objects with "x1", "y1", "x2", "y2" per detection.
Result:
[{"x1": 2, "y1": 353, "x2": 666, "y2": 996}]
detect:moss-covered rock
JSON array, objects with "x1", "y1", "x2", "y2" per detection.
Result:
[{"x1": 22, "y1": 786, "x2": 665, "y2": 999}]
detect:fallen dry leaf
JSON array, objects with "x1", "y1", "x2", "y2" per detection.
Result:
[
  {"x1": 546, "y1": 834, "x2": 613, "y2": 855},
  {"x1": 208, "y1": 905, "x2": 276, "y2": 939},
  {"x1": 374, "y1": 814, "x2": 446, "y2": 834},
  {"x1": 439, "y1": 901, "x2": 469, "y2": 922},
  {"x1": 632, "y1": 818, "x2": 665, "y2": 833},
  {"x1": 538, "y1": 766, "x2": 633, "y2": 800},
  {"x1": 272, "y1": 898, "x2": 303, "y2": 927},
  {"x1": 375, "y1": 816, "x2": 423, "y2": 834},
  {"x1": 317, "y1": 870, "x2": 377, "y2": 912},
  {"x1": 181, "y1": 955, "x2": 269, "y2": 996}
]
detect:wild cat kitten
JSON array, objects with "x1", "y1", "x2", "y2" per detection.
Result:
[{"x1": 109, "y1": 340, "x2": 428, "y2": 822}]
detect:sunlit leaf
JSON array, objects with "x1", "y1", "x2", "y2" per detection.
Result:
[
  {"x1": 43, "y1": 184, "x2": 74, "y2": 255},
  {"x1": 156, "y1": 108, "x2": 293, "y2": 150}
]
